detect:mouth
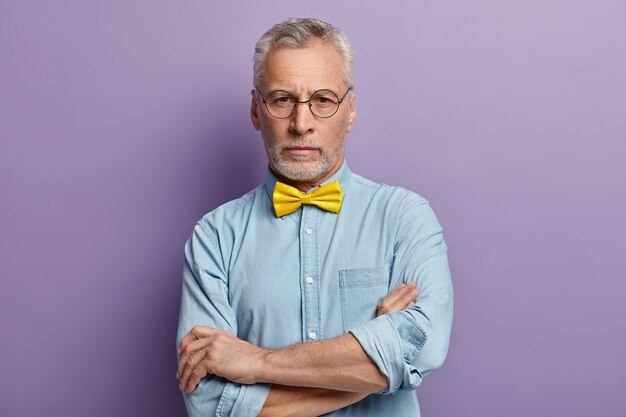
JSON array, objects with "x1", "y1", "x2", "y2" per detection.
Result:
[{"x1": 284, "y1": 146, "x2": 319, "y2": 157}]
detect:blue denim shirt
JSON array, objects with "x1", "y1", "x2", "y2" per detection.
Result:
[{"x1": 177, "y1": 162, "x2": 453, "y2": 416}]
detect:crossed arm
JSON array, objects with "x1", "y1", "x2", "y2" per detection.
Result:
[{"x1": 176, "y1": 282, "x2": 419, "y2": 417}]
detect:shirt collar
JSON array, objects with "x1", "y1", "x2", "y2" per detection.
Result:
[{"x1": 263, "y1": 160, "x2": 352, "y2": 201}]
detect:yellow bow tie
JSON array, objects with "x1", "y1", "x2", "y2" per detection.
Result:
[{"x1": 273, "y1": 180, "x2": 343, "y2": 217}]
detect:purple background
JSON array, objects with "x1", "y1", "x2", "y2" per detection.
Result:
[{"x1": 1, "y1": 1, "x2": 625, "y2": 416}]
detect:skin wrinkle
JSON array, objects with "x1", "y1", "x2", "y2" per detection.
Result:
[
  {"x1": 266, "y1": 135, "x2": 344, "y2": 183},
  {"x1": 177, "y1": 29, "x2": 433, "y2": 417},
  {"x1": 251, "y1": 38, "x2": 355, "y2": 191}
]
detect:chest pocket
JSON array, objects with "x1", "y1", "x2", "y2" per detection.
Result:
[{"x1": 339, "y1": 264, "x2": 390, "y2": 332}]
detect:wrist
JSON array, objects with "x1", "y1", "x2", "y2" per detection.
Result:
[{"x1": 255, "y1": 346, "x2": 277, "y2": 383}]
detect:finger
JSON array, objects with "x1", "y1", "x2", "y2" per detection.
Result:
[
  {"x1": 398, "y1": 288, "x2": 419, "y2": 309},
  {"x1": 178, "y1": 325, "x2": 215, "y2": 356},
  {"x1": 179, "y1": 349, "x2": 208, "y2": 391},
  {"x1": 378, "y1": 284, "x2": 409, "y2": 309},
  {"x1": 186, "y1": 335, "x2": 214, "y2": 354},
  {"x1": 378, "y1": 282, "x2": 416, "y2": 314},
  {"x1": 180, "y1": 350, "x2": 207, "y2": 390},
  {"x1": 186, "y1": 363, "x2": 209, "y2": 394},
  {"x1": 177, "y1": 338, "x2": 212, "y2": 379},
  {"x1": 388, "y1": 283, "x2": 409, "y2": 294},
  {"x1": 178, "y1": 332, "x2": 199, "y2": 356},
  {"x1": 386, "y1": 282, "x2": 411, "y2": 299},
  {"x1": 379, "y1": 288, "x2": 419, "y2": 315},
  {"x1": 388, "y1": 287, "x2": 419, "y2": 310}
]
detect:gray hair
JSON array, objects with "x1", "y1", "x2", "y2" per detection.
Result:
[{"x1": 253, "y1": 18, "x2": 354, "y2": 89}]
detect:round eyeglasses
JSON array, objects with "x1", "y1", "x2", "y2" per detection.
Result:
[{"x1": 256, "y1": 88, "x2": 352, "y2": 119}]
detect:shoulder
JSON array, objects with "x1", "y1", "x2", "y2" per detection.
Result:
[
  {"x1": 195, "y1": 184, "x2": 266, "y2": 236},
  {"x1": 347, "y1": 171, "x2": 443, "y2": 240},
  {"x1": 349, "y1": 172, "x2": 432, "y2": 215}
]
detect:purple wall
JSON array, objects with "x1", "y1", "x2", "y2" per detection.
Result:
[{"x1": 1, "y1": 1, "x2": 625, "y2": 416}]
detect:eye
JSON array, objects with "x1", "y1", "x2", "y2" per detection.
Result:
[
  {"x1": 311, "y1": 92, "x2": 338, "y2": 107},
  {"x1": 268, "y1": 92, "x2": 295, "y2": 107}
]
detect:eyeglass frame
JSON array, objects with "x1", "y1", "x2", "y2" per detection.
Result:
[{"x1": 255, "y1": 87, "x2": 353, "y2": 119}]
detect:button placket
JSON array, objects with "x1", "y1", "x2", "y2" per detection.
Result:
[{"x1": 300, "y1": 205, "x2": 320, "y2": 343}]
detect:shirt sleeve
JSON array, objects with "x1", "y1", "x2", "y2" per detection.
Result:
[
  {"x1": 177, "y1": 220, "x2": 271, "y2": 416},
  {"x1": 349, "y1": 198, "x2": 453, "y2": 394}
]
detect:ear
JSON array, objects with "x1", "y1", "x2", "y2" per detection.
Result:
[
  {"x1": 250, "y1": 89, "x2": 261, "y2": 131},
  {"x1": 345, "y1": 91, "x2": 356, "y2": 133}
]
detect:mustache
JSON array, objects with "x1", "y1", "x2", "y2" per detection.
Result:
[{"x1": 276, "y1": 135, "x2": 321, "y2": 150}]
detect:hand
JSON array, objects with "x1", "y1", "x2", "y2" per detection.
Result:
[
  {"x1": 176, "y1": 283, "x2": 418, "y2": 394},
  {"x1": 376, "y1": 281, "x2": 419, "y2": 317},
  {"x1": 176, "y1": 326, "x2": 268, "y2": 393}
]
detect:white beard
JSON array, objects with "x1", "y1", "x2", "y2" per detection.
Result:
[{"x1": 266, "y1": 137, "x2": 344, "y2": 182}]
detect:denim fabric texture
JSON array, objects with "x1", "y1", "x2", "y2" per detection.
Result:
[{"x1": 177, "y1": 162, "x2": 453, "y2": 416}]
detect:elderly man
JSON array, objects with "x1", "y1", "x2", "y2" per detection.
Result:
[{"x1": 176, "y1": 18, "x2": 453, "y2": 417}]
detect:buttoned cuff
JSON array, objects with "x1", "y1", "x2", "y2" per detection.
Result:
[
  {"x1": 216, "y1": 381, "x2": 271, "y2": 417},
  {"x1": 350, "y1": 312, "x2": 426, "y2": 394}
]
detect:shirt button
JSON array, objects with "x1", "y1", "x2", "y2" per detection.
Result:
[
  {"x1": 308, "y1": 332, "x2": 317, "y2": 340},
  {"x1": 304, "y1": 227, "x2": 313, "y2": 235},
  {"x1": 306, "y1": 276, "x2": 314, "y2": 284}
]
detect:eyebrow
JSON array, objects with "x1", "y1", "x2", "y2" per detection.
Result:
[{"x1": 268, "y1": 88, "x2": 339, "y2": 96}]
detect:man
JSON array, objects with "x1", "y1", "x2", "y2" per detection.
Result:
[{"x1": 176, "y1": 18, "x2": 453, "y2": 416}]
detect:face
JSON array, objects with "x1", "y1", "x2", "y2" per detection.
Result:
[{"x1": 251, "y1": 38, "x2": 356, "y2": 188}]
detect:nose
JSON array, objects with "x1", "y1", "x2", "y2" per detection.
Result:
[{"x1": 289, "y1": 102, "x2": 315, "y2": 135}]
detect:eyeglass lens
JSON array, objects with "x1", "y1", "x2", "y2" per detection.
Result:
[{"x1": 265, "y1": 90, "x2": 341, "y2": 118}]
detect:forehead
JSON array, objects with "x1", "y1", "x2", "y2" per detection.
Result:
[{"x1": 260, "y1": 38, "x2": 347, "y2": 93}]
